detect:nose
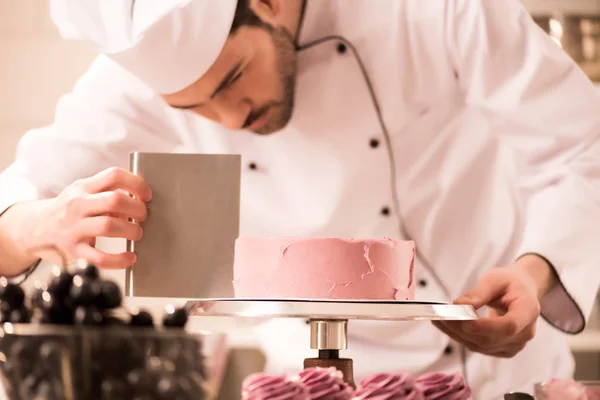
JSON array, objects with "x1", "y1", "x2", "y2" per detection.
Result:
[{"x1": 211, "y1": 95, "x2": 251, "y2": 130}]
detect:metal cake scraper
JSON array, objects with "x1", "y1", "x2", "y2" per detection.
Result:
[{"x1": 125, "y1": 152, "x2": 241, "y2": 299}]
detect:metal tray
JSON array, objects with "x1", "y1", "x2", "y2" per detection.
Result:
[{"x1": 185, "y1": 298, "x2": 478, "y2": 321}]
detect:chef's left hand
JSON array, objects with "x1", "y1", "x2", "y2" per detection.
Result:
[{"x1": 433, "y1": 254, "x2": 557, "y2": 358}]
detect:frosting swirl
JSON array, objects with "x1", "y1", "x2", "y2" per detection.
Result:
[
  {"x1": 242, "y1": 373, "x2": 310, "y2": 400},
  {"x1": 415, "y1": 373, "x2": 472, "y2": 400},
  {"x1": 535, "y1": 379, "x2": 588, "y2": 400},
  {"x1": 353, "y1": 373, "x2": 425, "y2": 400},
  {"x1": 299, "y1": 367, "x2": 354, "y2": 400}
]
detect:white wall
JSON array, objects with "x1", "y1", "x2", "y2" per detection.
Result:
[{"x1": 0, "y1": 1, "x2": 96, "y2": 171}]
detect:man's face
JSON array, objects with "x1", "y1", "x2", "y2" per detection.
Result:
[{"x1": 163, "y1": 23, "x2": 297, "y2": 135}]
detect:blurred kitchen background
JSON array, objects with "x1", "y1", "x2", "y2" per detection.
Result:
[{"x1": 0, "y1": 0, "x2": 599, "y2": 388}]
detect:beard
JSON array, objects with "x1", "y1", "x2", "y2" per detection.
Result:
[{"x1": 244, "y1": 26, "x2": 297, "y2": 135}]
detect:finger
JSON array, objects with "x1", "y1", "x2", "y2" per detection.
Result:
[
  {"x1": 482, "y1": 324, "x2": 535, "y2": 355},
  {"x1": 434, "y1": 321, "x2": 514, "y2": 356},
  {"x1": 82, "y1": 191, "x2": 148, "y2": 221},
  {"x1": 74, "y1": 242, "x2": 137, "y2": 270},
  {"x1": 77, "y1": 216, "x2": 143, "y2": 242},
  {"x1": 434, "y1": 319, "x2": 535, "y2": 357},
  {"x1": 437, "y1": 319, "x2": 510, "y2": 350},
  {"x1": 83, "y1": 167, "x2": 152, "y2": 202},
  {"x1": 454, "y1": 271, "x2": 509, "y2": 309},
  {"x1": 467, "y1": 297, "x2": 538, "y2": 338},
  {"x1": 432, "y1": 321, "x2": 485, "y2": 352}
]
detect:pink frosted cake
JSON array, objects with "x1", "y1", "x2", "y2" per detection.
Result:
[{"x1": 233, "y1": 237, "x2": 416, "y2": 300}]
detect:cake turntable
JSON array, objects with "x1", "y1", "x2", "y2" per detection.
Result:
[{"x1": 185, "y1": 298, "x2": 478, "y2": 387}]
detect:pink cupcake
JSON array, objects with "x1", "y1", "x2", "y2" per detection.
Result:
[
  {"x1": 298, "y1": 367, "x2": 354, "y2": 400},
  {"x1": 415, "y1": 372, "x2": 472, "y2": 400},
  {"x1": 353, "y1": 373, "x2": 425, "y2": 400},
  {"x1": 242, "y1": 373, "x2": 310, "y2": 400},
  {"x1": 534, "y1": 379, "x2": 588, "y2": 400}
]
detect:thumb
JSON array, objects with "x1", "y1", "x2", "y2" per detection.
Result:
[{"x1": 454, "y1": 272, "x2": 509, "y2": 310}]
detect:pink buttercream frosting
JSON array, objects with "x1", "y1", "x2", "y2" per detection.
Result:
[
  {"x1": 233, "y1": 237, "x2": 416, "y2": 300},
  {"x1": 353, "y1": 373, "x2": 425, "y2": 400},
  {"x1": 298, "y1": 367, "x2": 354, "y2": 400},
  {"x1": 535, "y1": 379, "x2": 589, "y2": 400},
  {"x1": 242, "y1": 373, "x2": 310, "y2": 400},
  {"x1": 415, "y1": 373, "x2": 472, "y2": 400}
]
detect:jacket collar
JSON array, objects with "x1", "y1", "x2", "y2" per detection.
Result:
[{"x1": 295, "y1": 0, "x2": 337, "y2": 48}]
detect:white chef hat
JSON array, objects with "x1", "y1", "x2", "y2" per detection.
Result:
[{"x1": 49, "y1": 0, "x2": 238, "y2": 94}]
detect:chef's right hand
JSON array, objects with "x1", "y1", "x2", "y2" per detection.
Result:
[{"x1": 28, "y1": 167, "x2": 152, "y2": 269}]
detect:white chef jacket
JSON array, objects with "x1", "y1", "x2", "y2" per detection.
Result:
[{"x1": 2, "y1": 0, "x2": 600, "y2": 398}]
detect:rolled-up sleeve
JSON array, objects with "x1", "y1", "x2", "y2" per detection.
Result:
[
  {"x1": 446, "y1": 0, "x2": 600, "y2": 333},
  {"x1": 0, "y1": 55, "x2": 180, "y2": 280},
  {"x1": 0, "y1": 166, "x2": 42, "y2": 217}
]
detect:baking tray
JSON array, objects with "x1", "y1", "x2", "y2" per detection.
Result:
[{"x1": 185, "y1": 299, "x2": 478, "y2": 321}]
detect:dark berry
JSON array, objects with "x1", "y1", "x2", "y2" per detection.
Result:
[
  {"x1": 96, "y1": 280, "x2": 122, "y2": 309},
  {"x1": 31, "y1": 290, "x2": 73, "y2": 324},
  {"x1": 76, "y1": 264, "x2": 100, "y2": 280},
  {"x1": 33, "y1": 290, "x2": 54, "y2": 312},
  {"x1": 163, "y1": 307, "x2": 188, "y2": 328},
  {"x1": 74, "y1": 306, "x2": 103, "y2": 325},
  {"x1": 30, "y1": 287, "x2": 45, "y2": 309},
  {"x1": 40, "y1": 297, "x2": 74, "y2": 325},
  {"x1": 0, "y1": 302, "x2": 11, "y2": 323},
  {"x1": 70, "y1": 276, "x2": 102, "y2": 307},
  {"x1": 0, "y1": 282, "x2": 25, "y2": 309},
  {"x1": 130, "y1": 310, "x2": 154, "y2": 327},
  {"x1": 9, "y1": 306, "x2": 31, "y2": 323},
  {"x1": 47, "y1": 270, "x2": 74, "y2": 300}
]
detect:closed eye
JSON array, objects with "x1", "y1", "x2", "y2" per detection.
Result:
[{"x1": 228, "y1": 69, "x2": 245, "y2": 86}]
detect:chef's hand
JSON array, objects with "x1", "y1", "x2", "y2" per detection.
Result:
[
  {"x1": 432, "y1": 254, "x2": 557, "y2": 358},
  {"x1": 26, "y1": 167, "x2": 151, "y2": 269}
]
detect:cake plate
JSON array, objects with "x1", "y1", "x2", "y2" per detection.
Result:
[{"x1": 186, "y1": 299, "x2": 478, "y2": 388}]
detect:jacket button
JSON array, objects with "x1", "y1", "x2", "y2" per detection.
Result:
[
  {"x1": 380, "y1": 206, "x2": 391, "y2": 216},
  {"x1": 337, "y1": 42, "x2": 347, "y2": 54},
  {"x1": 369, "y1": 138, "x2": 380, "y2": 148},
  {"x1": 418, "y1": 279, "x2": 427, "y2": 288},
  {"x1": 444, "y1": 345, "x2": 453, "y2": 355},
  {"x1": 248, "y1": 162, "x2": 258, "y2": 170}
]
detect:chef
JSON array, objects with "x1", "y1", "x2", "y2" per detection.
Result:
[{"x1": 1, "y1": 0, "x2": 599, "y2": 397}]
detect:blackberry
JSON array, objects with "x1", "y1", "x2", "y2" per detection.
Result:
[
  {"x1": 0, "y1": 282, "x2": 25, "y2": 309},
  {"x1": 162, "y1": 307, "x2": 188, "y2": 328},
  {"x1": 130, "y1": 310, "x2": 154, "y2": 327}
]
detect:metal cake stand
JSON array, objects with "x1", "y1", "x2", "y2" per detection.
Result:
[{"x1": 186, "y1": 299, "x2": 478, "y2": 388}]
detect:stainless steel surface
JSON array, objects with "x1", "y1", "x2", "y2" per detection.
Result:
[
  {"x1": 186, "y1": 299, "x2": 479, "y2": 321},
  {"x1": 309, "y1": 320, "x2": 348, "y2": 350},
  {"x1": 125, "y1": 152, "x2": 241, "y2": 299},
  {"x1": 504, "y1": 393, "x2": 534, "y2": 400}
]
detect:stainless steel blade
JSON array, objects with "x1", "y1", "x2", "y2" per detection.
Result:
[{"x1": 125, "y1": 152, "x2": 240, "y2": 299}]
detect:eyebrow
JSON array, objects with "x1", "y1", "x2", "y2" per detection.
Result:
[{"x1": 170, "y1": 60, "x2": 245, "y2": 110}]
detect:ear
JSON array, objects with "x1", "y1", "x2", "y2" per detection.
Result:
[{"x1": 248, "y1": 0, "x2": 283, "y2": 25}]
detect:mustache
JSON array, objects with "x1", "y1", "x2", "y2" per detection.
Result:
[{"x1": 242, "y1": 102, "x2": 282, "y2": 129}]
